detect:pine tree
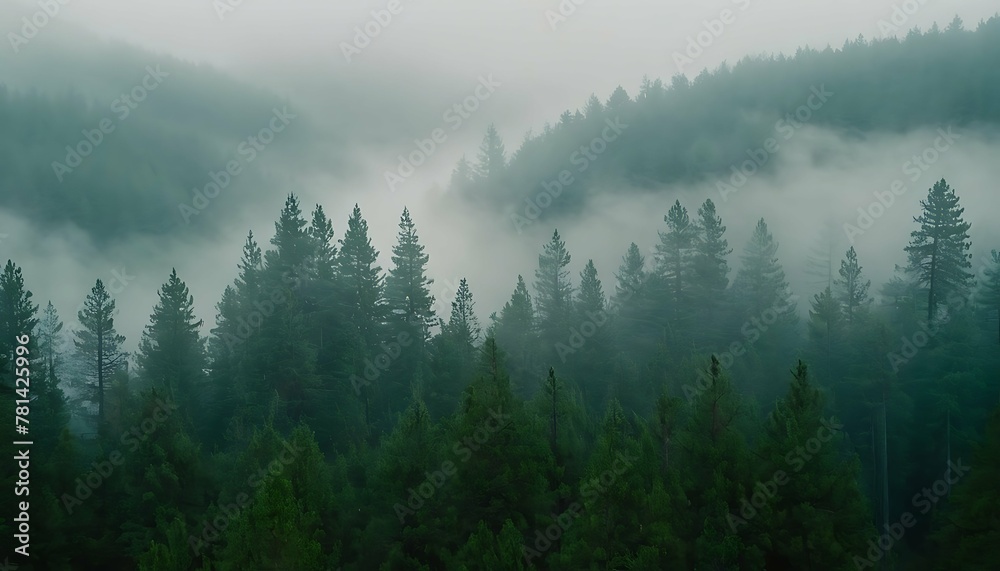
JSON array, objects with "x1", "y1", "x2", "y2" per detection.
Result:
[
  {"x1": 654, "y1": 200, "x2": 697, "y2": 323},
  {"x1": 475, "y1": 124, "x2": 506, "y2": 181},
  {"x1": 218, "y1": 476, "x2": 323, "y2": 570},
  {"x1": 732, "y1": 218, "x2": 796, "y2": 321},
  {"x1": 605, "y1": 85, "x2": 631, "y2": 112},
  {"x1": 138, "y1": 269, "x2": 207, "y2": 431},
  {"x1": 493, "y1": 275, "x2": 537, "y2": 396},
  {"x1": 577, "y1": 259, "x2": 606, "y2": 318},
  {"x1": 265, "y1": 193, "x2": 313, "y2": 280},
  {"x1": 678, "y1": 356, "x2": 761, "y2": 569},
  {"x1": 308, "y1": 204, "x2": 337, "y2": 283},
  {"x1": 0, "y1": 260, "x2": 39, "y2": 374},
  {"x1": 573, "y1": 259, "x2": 611, "y2": 411},
  {"x1": 693, "y1": 198, "x2": 732, "y2": 301},
  {"x1": 756, "y1": 361, "x2": 872, "y2": 569},
  {"x1": 905, "y1": 179, "x2": 973, "y2": 322},
  {"x1": 444, "y1": 278, "x2": 480, "y2": 351},
  {"x1": 614, "y1": 243, "x2": 647, "y2": 303},
  {"x1": 338, "y1": 203, "x2": 386, "y2": 352},
  {"x1": 74, "y1": 279, "x2": 127, "y2": 427},
  {"x1": 535, "y1": 229, "x2": 574, "y2": 351},
  {"x1": 835, "y1": 246, "x2": 872, "y2": 324},
  {"x1": 37, "y1": 301, "x2": 63, "y2": 378},
  {"x1": 386, "y1": 207, "x2": 436, "y2": 339},
  {"x1": 583, "y1": 93, "x2": 604, "y2": 118}
]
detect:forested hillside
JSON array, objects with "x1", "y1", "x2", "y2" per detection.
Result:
[
  {"x1": 2, "y1": 176, "x2": 998, "y2": 568},
  {"x1": 455, "y1": 17, "x2": 1000, "y2": 221}
]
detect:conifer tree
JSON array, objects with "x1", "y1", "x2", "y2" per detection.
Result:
[
  {"x1": 835, "y1": 246, "x2": 872, "y2": 324},
  {"x1": 614, "y1": 242, "x2": 647, "y2": 303},
  {"x1": 756, "y1": 361, "x2": 872, "y2": 569},
  {"x1": 338, "y1": 203, "x2": 386, "y2": 352},
  {"x1": 732, "y1": 218, "x2": 796, "y2": 321},
  {"x1": 905, "y1": 179, "x2": 973, "y2": 322},
  {"x1": 34, "y1": 300, "x2": 63, "y2": 380},
  {"x1": 308, "y1": 204, "x2": 337, "y2": 283},
  {"x1": 138, "y1": 269, "x2": 207, "y2": 430},
  {"x1": 386, "y1": 207, "x2": 436, "y2": 339},
  {"x1": 655, "y1": 200, "x2": 697, "y2": 323},
  {"x1": 493, "y1": 275, "x2": 537, "y2": 395},
  {"x1": 475, "y1": 124, "x2": 506, "y2": 181},
  {"x1": 74, "y1": 279, "x2": 127, "y2": 427},
  {"x1": 0, "y1": 260, "x2": 39, "y2": 373},
  {"x1": 265, "y1": 194, "x2": 313, "y2": 281},
  {"x1": 535, "y1": 229, "x2": 574, "y2": 351},
  {"x1": 693, "y1": 198, "x2": 732, "y2": 301}
]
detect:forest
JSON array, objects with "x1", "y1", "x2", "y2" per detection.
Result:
[
  {"x1": 2, "y1": 12, "x2": 1000, "y2": 571},
  {"x1": 1, "y1": 173, "x2": 999, "y2": 569}
]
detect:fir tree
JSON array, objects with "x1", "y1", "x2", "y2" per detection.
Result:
[
  {"x1": 74, "y1": 279, "x2": 127, "y2": 427},
  {"x1": 0, "y1": 260, "x2": 39, "y2": 373},
  {"x1": 693, "y1": 198, "x2": 732, "y2": 301},
  {"x1": 835, "y1": 246, "x2": 872, "y2": 324},
  {"x1": 386, "y1": 207, "x2": 436, "y2": 338},
  {"x1": 475, "y1": 124, "x2": 506, "y2": 181},
  {"x1": 138, "y1": 269, "x2": 207, "y2": 431},
  {"x1": 732, "y1": 218, "x2": 796, "y2": 321},
  {"x1": 37, "y1": 300, "x2": 64, "y2": 378},
  {"x1": 905, "y1": 179, "x2": 974, "y2": 322},
  {"x1": 535, "y1": 229, "x2": 574, "y2": 351},
  {"x1": 655, "y1": 200, "x2": 697, "y2": 323}
]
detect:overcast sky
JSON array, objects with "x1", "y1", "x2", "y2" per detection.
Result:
[{"x1": 5, "y1": 0, "x2": 999, "y2": 352}]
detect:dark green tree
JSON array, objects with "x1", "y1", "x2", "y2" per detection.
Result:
[
  {"x1": 755, "y1": 361, "x2": 872, "y2": 569},
  {"x1": 905, "y1": 179, "x2": 973, "y2": 322},
  {"x1": 535, "y1": 230, "x2": 574, "y2": 352},
  {"x1": 835, "y1": 246, "x2": 871, "y2": 325},
  {"x1": 138, "y1": 269, "x2": 207, "y2": 432},
  {"x1": 74, "y1": 279, "x2": 127, "y2": 427}
]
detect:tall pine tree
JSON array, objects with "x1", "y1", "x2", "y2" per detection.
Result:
[{"x1": 905, "y1": 179, "x2": 973, "y2": 322}]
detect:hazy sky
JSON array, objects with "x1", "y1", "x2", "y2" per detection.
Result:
[{"x1": 5, "y1": 0, "x2": 999, "y2": 353}]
